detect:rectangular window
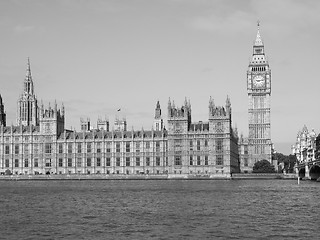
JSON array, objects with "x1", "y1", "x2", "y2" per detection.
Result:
[
  {"x1": 24, "y1": 144, "x2": 29, "y2": 154},
  {"x1": 34, "y1": 144, "x2": 38, "y2": 154},
  {"x1": 116, "y1": 157, "x2": 120, "y2": 166},
  {"x1": 126, "y1": 157, "x2": 130, "y2": 166},
  {"x1": 77, "y1": 158, "x2": 82, "y2": 167},
  {"x1": 126, "y1": 142, "x2": 130, "y2": 153},
  {"x1": 146, "y1": 142, "x2": 150, "y2": 149},
  {"x1": 197, "y1": 156, "x2": 201, "y2": 165},
  {"x1": 96, "y1": 142, "x2": 101, "y2": 153},
  {"x1": 197, "y1": 140, "x2": 200, "y2": 151},
  {"x1": 77, "y1": 143, "x2": 82, "y2": 153},
  {"x1": 156, "y1": 141, "x2": 160, "y2": 152},
  {"x1": 174, "y1": 156, "x2": 182, "y2": 166},
  {"x1": 216, "y1": 155, "x2": 223, "y2": 165},
  {"x1": 34, "y1": 159, "x2": 38, "y2": 167},
  {"x1": 106, "y1": 158, "x2": 111, "y2": 166},
  {"x1": 205, "y1": 156, "x2": 208, "y2": 165},
  {"x1": 15, "y1": 145, "x2": 19, "y2": 154},
  {"x1": 156, "y1": 157, "x2": 160, "y2": 166},
  {"x1": 146, "y1": 157, "x2": 150, "y2": 166},
  {"x1": 190, "y1": 140, "x2": 193, "y2": 150},
  {"x1": 59, "y1": 158, "x2": 63, "y2": 167},
  {"x1": 106, "y1": 142, "x2": 111, "y2": 153},
  {"x1": 24, "y1": 159, "x2": 29, "y2": 168},
  {"x1": 136, "y1": 142, "x2": 140, "y2": 153},
  {"x1": 116, "y1": 143, "x2": 120, "y2": 153},
  {"x1": 87, "y1": 143, "x2": 91, "y2": 153},
  {"x1": 5, "y1": 145, "x2": 10, "y2": 155},
  {"x1": 5, "y1": 159, "x2": 9, "y2": 168},
  {"x1": 68, "y1": 143, "x2": 72, "y2": 153},
  {"x1": 204, "y1": 140, "x2": 208, "y2": 147},
  {"x1": 45, "y1": 158, "x2": 51, "y2": 167},
  {"x1": 15, "y1": 159, "x2": 19, "y2": 167},
  {"x1": 68, "y1": 158, "x2": 72, "y2": 167},
  {"x1": 190, "y1": 156, "x2": 193, "y2": 165},
  {"x1": 45, "y1": 144, "x2": 52, "y2": 154},
  {"x1": 216, "y1": 139, "x2": 223, "y2": 151},
  {"x1": 97, "y1": 158, "x2": 101, "y2": 167},
  {"x1": 87, "y1": 158, "x2": 91, "y2": 167},
  {"x1": 136, "y1": 157, "x2": 140, "y2": 166}
]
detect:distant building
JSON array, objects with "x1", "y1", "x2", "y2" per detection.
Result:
[
  {"x1": 292, "y1": 125, "x2": 317, "y2": 164},
  {"x1": 0, "y1": 60, "x2": 240, "y2": 177}
]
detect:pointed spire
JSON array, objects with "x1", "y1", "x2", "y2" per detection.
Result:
[
  {"x1": 156, "y1": 100, "x2": 160, "y2": 109},
  {"x1": 254, "y1": 21, "x2": 263, "y2": 46}
]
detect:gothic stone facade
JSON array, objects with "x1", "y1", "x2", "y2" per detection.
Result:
[{"x1": 0, "y1": 61, "x2": 240, "y2": 177}]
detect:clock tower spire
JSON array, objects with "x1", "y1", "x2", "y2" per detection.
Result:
[{"x1": 246, "y1": 22, "x2": 272, "y2": 170}]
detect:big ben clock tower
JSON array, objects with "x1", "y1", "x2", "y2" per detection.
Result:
[{"x1": 247, "y1": 22, "x2": 272, "y2": 167}]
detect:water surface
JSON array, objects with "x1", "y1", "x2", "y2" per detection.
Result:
[{"x1": 0, "y1": 180, "x2": 319, "y2": 239}]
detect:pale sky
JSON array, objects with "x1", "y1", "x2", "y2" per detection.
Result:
[{"x1": 1, "y1": 0, "x2": 320, "y2": 155}]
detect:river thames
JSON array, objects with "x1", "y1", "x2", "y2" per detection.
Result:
[{"x1": 0, "y1": 179, "x2": 319, "y2": 239}]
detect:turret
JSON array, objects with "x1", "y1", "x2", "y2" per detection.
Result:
[
  {"x1": 0, "y1": 93, "x2": 6, "y2": 127},
  {"x1": 154, "y1": 101, "x2": 163, "y2": 131}
]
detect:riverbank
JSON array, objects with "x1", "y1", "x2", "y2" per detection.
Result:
[{"x1": 0, "y1": 173, "x2": 297, "y2": 181}]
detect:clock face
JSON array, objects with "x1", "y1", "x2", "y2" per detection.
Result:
[{"x1": 253, "y1": 75, "x2": 265, "y2": 88}]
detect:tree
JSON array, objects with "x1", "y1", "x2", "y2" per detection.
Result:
[{"x1": 252, "y1": 159, "x2": 275, "y2": 173}]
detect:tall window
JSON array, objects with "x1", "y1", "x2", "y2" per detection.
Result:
[
  {"x1": 77, "y1": 143, "x2": 82, "y2": 153},
  {"x1": 146, "y1": 142, "x2": 150, "y2": 149},
  {"x1": 156, "y1": 157, "x2": 160, "y2": 166},
  {"x1": 205, "y1": 156, "x2": 208, "y2": 165},
  {"x1": 106, "y1": 142, "x2": 111, "y2": 153},
  {"x1": 5, "y1": 159, "x2": 9, "y2": 168},
  {"x1": 216, "y1": 139, "x2": 223, "y2": 152},
  {"x1": 59, "y1": 158, "x2": 63, "y2": 167},
  {"x1": 34, "y1": 159, "x2": 39, "y2": 167},
  {"x1": 146, "y1": 157, "x2": 150, "y2": 166},
  {"x1": 24, "y1": 159, "x2": 28, "y2": 168},
  {"x1": 58, "y1": 144, "x2": 63, "y2": 153},
  {"x1": 5, "y1": 145, "x2": 9, "y2": 155},
  {"x1": 68, "y1": 143, "x2": 72, "y2": 153},
  {"x1": 96, "y1": 142, "x2": 101, "y2": 153},
  {"x1": 87, "y1": 158, "x2": 91, "y2": 167},
  {"x1": 190, "y1": 156, "x2": 193, "y2": 166},
  {"x1": 116, "y1": 157, "x2": 121, "y2": 166},
  {"x1": 126, "y1": 157, "x2": 130, "y2": 166},
  {"x1": 174, "y1": 156, "x2": 182, "y2": 166},
  {"x1": 190, "y1": 140, "x2": 193, "y2": 150},
  {"x1": 97, "y1": 158, "x2": 101, "y2": 167},
  {"x1": 87, "y1": 143, "x2": 91, "y2": 153},
  {"x1": 15, "y1": 159, "x2": 19, "y2": 167},
  {"x1": 24, "y1": 144, "x2": 29, "y2": 154},
  {"x1": 197, "y1": 156, "x2": 201, "y2": 165},
  {"x1": 156, "y1": 141, "x2": 160, "y2": 152},
  {"x1": 77, "y1": 158, "x2": 82, "y2": 167},
  {"x1": 68, "y1": 158, "x2": 72, "y2": 167},
  {"x1": 136, "y1": 142, "x2": 140, "y2": 153},
  {"x1": 116, "y1": 143, "x2": 120, "y2": 153},
  {"x1": 204, "y1": 140, "x2": 208, "y2": 147},
  {"x1": 45, "y1": 158, "x2": 51, "y2": 167},
  {"x1": 15, "y1": 145, "x2": 19, "y2": 154},
  {"x1": 106, "y1": 158, "x2": 111, "y2": 167},
  {"x1": 197, "y1": 140, "x2": 200, "y2": 151},
  {"x1": 45, "y1": 144, "x2": 52, "y2": 154},
  {"x1": 216, "y1": 155, "x2": 223, "y2": 165},
  {"x1": 136, "y1": 157, "x2": 140, "y2": 166},
  {"x1": 125, "y1": 142, "x2": 130, "y2": 153}
]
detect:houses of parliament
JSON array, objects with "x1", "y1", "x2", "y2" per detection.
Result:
[{"x1": 0, "y1": 24, "x2": 272, "y2": 177}]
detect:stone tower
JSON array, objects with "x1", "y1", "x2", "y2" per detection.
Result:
[
  {"x1": 0, "y1": 94, "x2": 6, "y2": 126},
  {"x1": 247, "y1": 22, "x2": 272, "y2": 166},
  {"x1": 17, "y1": 58, "x2": 39, "y2": 126},
  {"x1": 154, "y1": 100, "x2": 164, "y2": 131},
  {"x1": 39, "y1": 101, "x2": 65, "y2": 136},
  {"x1": 167, "y1": 98, "x2": 191, "y2": 134}
]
